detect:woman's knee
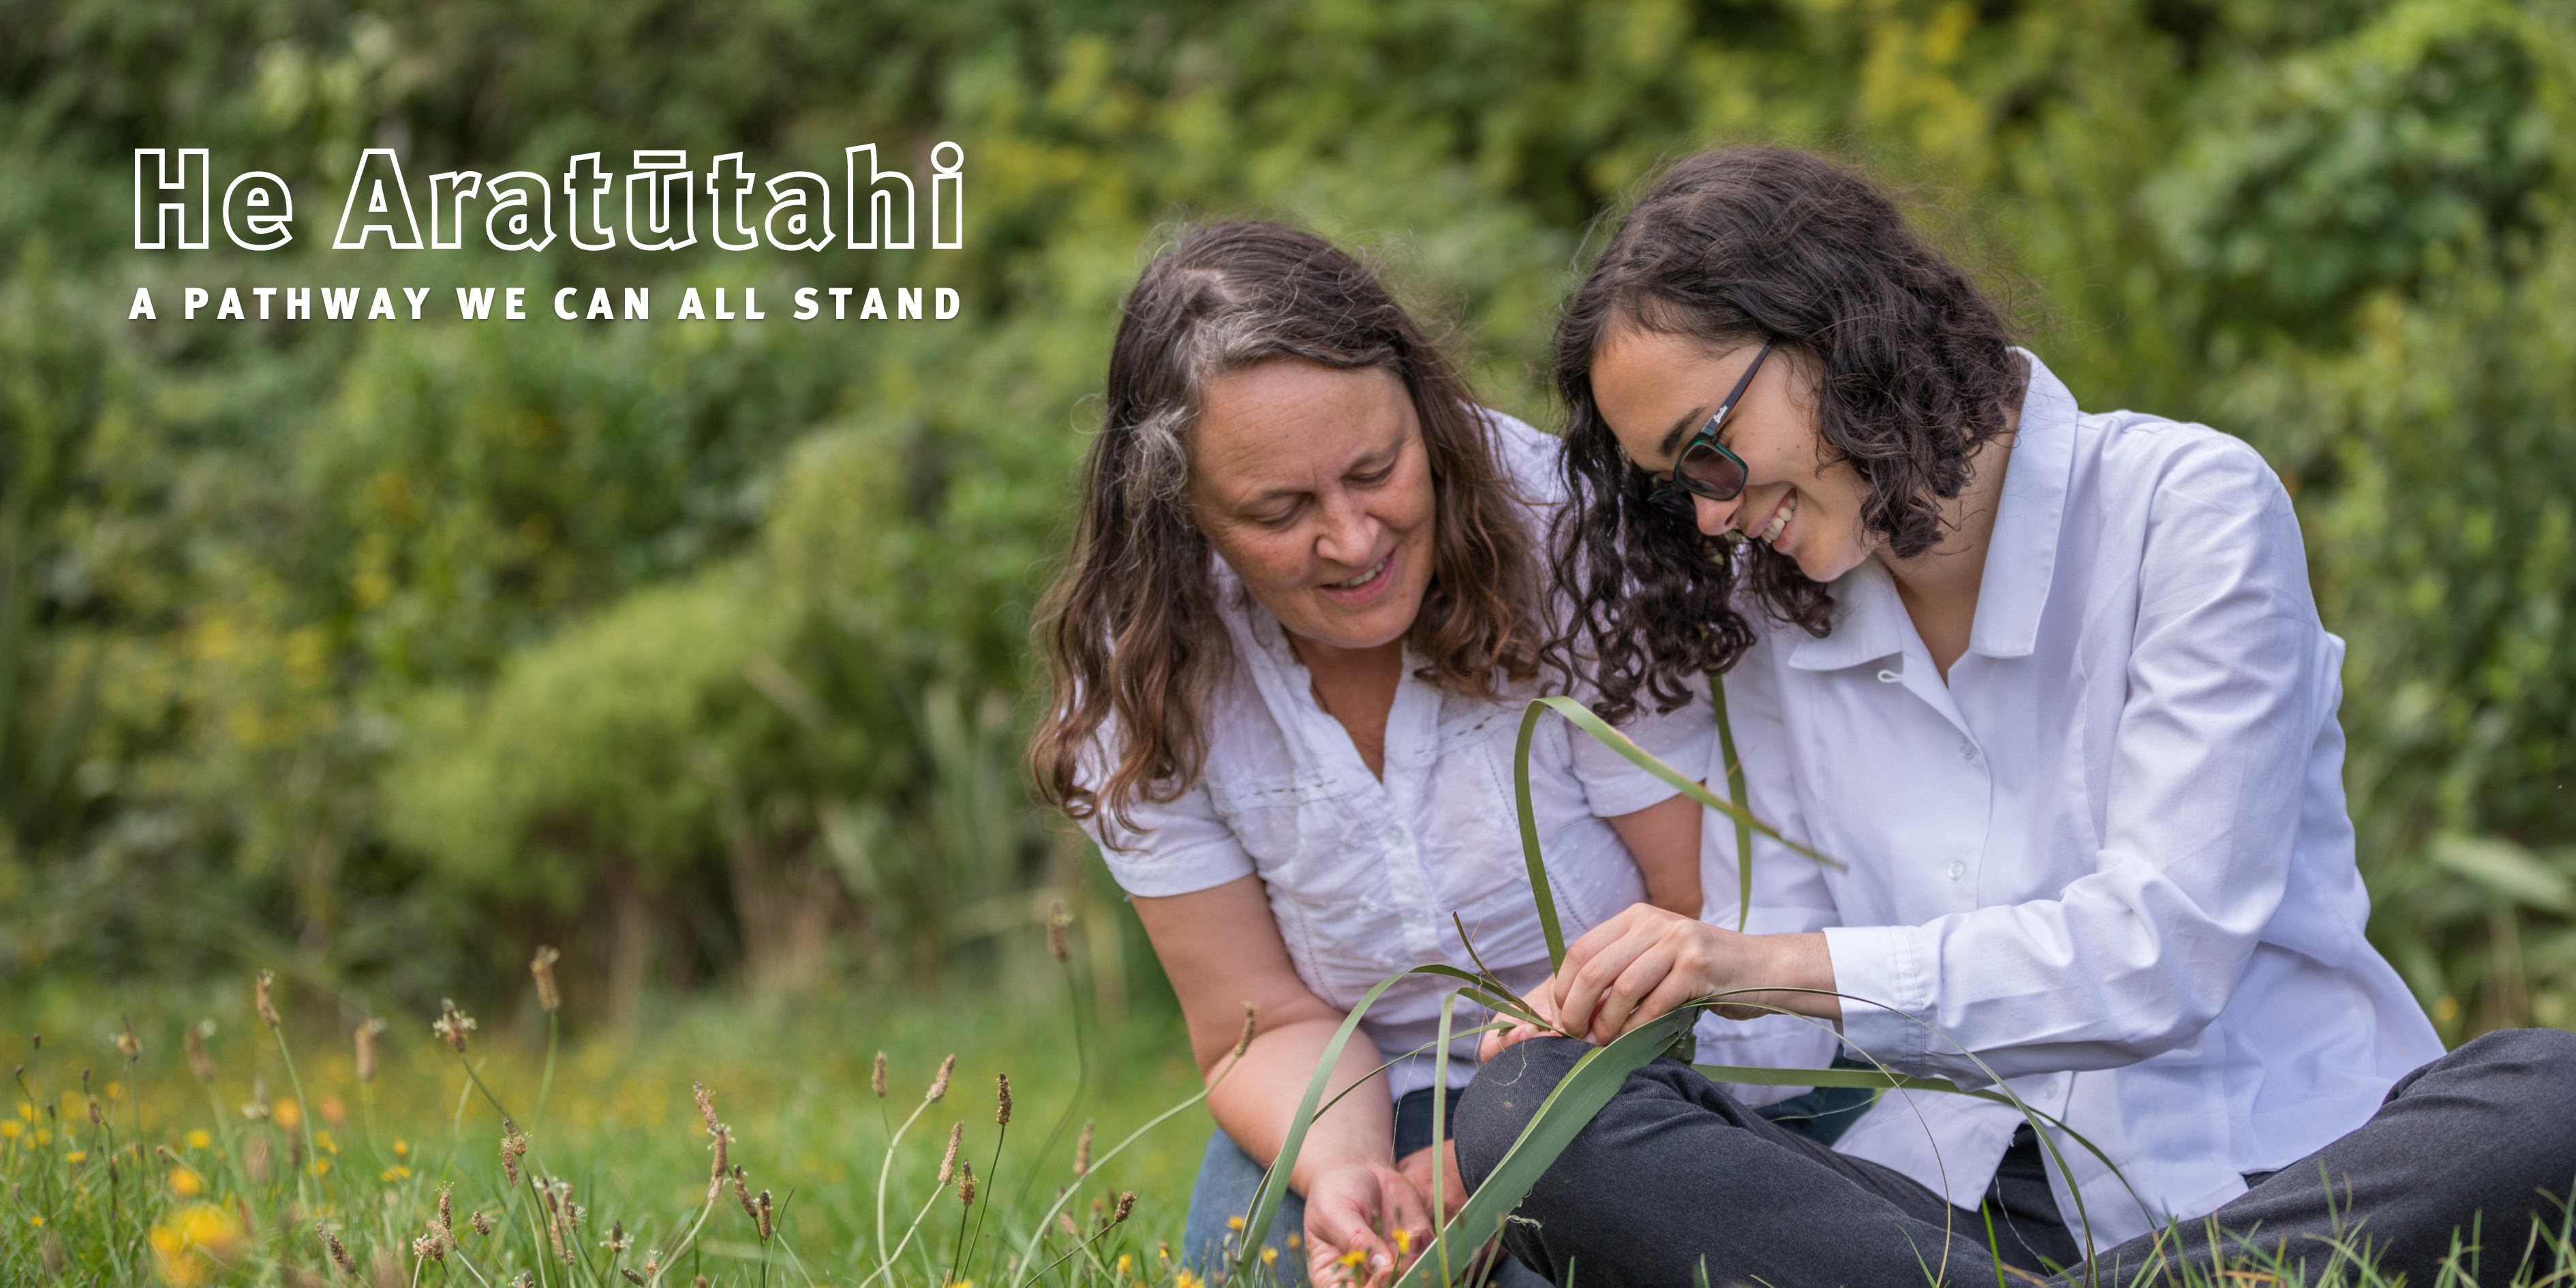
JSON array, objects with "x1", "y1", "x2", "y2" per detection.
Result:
[
  {"x1": 1454, "y1": 1038, "x2": 1591, "y2": 1189},
  {"x1": 2412, "y1": 1028, "x2": 2576, "y2": 1168}
]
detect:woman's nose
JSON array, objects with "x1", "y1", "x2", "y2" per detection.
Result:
[
  {"x1": 1693, "y1": 492, "x2": 1741, "y2": 539},
  {"x1": 1317, "y1": 491, "x2": 1382, "y2": 566}
]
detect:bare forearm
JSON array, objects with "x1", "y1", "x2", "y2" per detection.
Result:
[
  {"x1": 1719, "y1": 931, "x2": 1840, "y2": 1022},
  {"x1": 1205, "y1": 1017, "x2": 1394, "y2": 1195},
  {"x1": 1608, "y1": 790, "x2": 1705, "y2": 916}
]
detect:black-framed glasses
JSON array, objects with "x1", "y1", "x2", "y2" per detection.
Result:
[{"x1": 1646, "y1": 340, "x2": 1774, "y2": 513}]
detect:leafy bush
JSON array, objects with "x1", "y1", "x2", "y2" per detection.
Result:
[{"x1": 0, "y1": 0, "x2": 2570, "y2": 1040}]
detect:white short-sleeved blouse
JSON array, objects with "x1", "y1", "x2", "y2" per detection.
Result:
[
  {"x1": 1082, "y1": 410, "x2": 1714, "y2": 1099},
  {"x1": 1693, "y1": 351, "x2": 2442, "y2": 1248}
]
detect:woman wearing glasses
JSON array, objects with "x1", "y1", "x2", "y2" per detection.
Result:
[
  {"x1": 1030, "y1": 221, "x2": 1715, "y2": 1287},
  {"x1": 1454, "y1": 148, "x2": 2576, "y2": 1287}
]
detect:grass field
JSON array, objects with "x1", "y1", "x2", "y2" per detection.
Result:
[
  {"x1": 0, "y1": 952, "x2": 1215, "y2": 1287},
  {"x1": 10, "y1": 949, "x2": 2576, "y2": 1288}
]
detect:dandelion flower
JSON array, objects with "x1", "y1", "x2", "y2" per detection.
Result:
[
  {"x1": 169, "y1": 1166, "x2": 204, "y2": 1196},
  {"x1": 1227, "y1": 1214, "x2": 1246, "y2": 1232},
  {"x1": 1263, "y1": 1247, "x2": 1279, "y2": 1267},
  {"x1": 151, "y1": 1203, "x2": 245, "y2": 1287}
]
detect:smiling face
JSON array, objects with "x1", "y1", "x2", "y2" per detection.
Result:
[
  {"x1": 1187, "y1": 358, "x2": 1437, "y2": 654},
  {"x1": 1590, "y1": 324, "x2": 1878, "y2": 584}
]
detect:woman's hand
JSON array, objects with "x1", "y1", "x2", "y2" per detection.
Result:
[
  {"x1": 1481, "y1": 905, "x2": 1840, "y2": 1057},
  {"x1": 1304, "y1": 1160, "x2": 1432, "y2": 1288},
  {"x1": 1396, "y1": 1138, "x2": 1467, "y2": 1222}
]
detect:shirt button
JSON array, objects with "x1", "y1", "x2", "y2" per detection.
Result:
[
  {"x1": 1384, "y1": 825, "x2": 1405, "y2": 845},
  {"x1": 1946, "y1": 861, "x2": 1966, "y2": 880},
  {"x1": 1957, "y1": 739, "x2": 1978, "y2": 761}
]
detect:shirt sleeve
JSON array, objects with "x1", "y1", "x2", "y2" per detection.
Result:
[
  {"x1": 1828, "y1": 439, "x2": 2325, "y2": 1086},
  {"x1": 1567, "y1": 673, "x2": 1716, "y2": 818},
  {"x1": 1074, "y1": 733, "x2": 1258, "y2": 898}
]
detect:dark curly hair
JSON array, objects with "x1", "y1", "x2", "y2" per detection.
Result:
[
  {"x1": 1548, "y1": 147, "x2": 2027, "y2": 722},
  {"x1": 1032, "y1": 221, "x2": 1544, "y2": 832}
]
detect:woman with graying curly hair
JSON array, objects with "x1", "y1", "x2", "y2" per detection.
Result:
[
  {"x1": 1031, "y1": 221, "x2": 1719, "y2": 1287},
  {"x1": 1460, "y1": 146, "x2": 2576, "y2": 1288}
]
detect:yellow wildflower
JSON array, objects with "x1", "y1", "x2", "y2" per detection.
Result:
[
  {"x1": 273, "y1": 1099, "x2": 303, "y2": 1130},
  {"x1": 1117, "y1": 1255, "x2": 1133, "y2": 1275},
  {"x1": 380, "y1": 1164, "x2": 413, "y2": 1182},
  {"x1": 310, "y1": 1158, "x2": 331, "y2": 1176},
  {"x1": 1262, "y1": 1246, "x2": 1280, "y2": 1266},
  {"x1": 169, "y1": 1166, "x2": 204, "y2": 1196},
  {"x1": 1227, "y1": 1214, "x2": 1246, "y2": 1231},
  {"x1": 149, "y1": 1202, "x2": 246, "y2": 1287},
  {"x1": 393, "y1": 1138, "x2": 410, "y2": 1157},
  {"x1": 185, "y1": 1129, "x2": 212, "y2": 1150},
  {"x1": 1394, "y1": 1229, "x2": 1411, "y2": 1257},
  {"x1": 0, "y1": 1121, "x2": 19, "y2": 1139},
  {"x1": 65, "y1": 1150, "x2": 87, "y2": 1163}
]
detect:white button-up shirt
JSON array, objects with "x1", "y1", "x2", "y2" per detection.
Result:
[
  {"x1": 1694, "y1": 352, "x2": 2442, "y2": 1248},
  {"x1": 1085, "y1": 411, "x2": 1713, "y2": 1099}
]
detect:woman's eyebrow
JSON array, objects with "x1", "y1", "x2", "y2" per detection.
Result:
[{"x1": 1654, "y1": 404, "x2": 1715, "y2": 461}]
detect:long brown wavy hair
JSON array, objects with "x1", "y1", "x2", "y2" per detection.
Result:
[
  {"x1": 1547, "y1": 149, "x2": 2027, "y2": 723},
  {"x1": 1032, "y1": 221, "x2": 1544, "y2": 833}
]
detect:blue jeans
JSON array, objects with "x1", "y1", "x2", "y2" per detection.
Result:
[{"x1": 1182, "y1": 1088, "x2": 1550, "y2": 1287}]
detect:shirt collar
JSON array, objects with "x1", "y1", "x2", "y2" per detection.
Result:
[{"x1": 1788, "y1": 348, "x2": 2076, "y2": 671}]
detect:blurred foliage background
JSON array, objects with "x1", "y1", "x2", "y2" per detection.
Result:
[{"x1": 1, "y1": 0, "x2": 2571, "y2": 1043}]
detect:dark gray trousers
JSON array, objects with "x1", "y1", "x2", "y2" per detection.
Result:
[{"x1": 1454, "y1": 1028, "x2": 2576, "y2": 1287}]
